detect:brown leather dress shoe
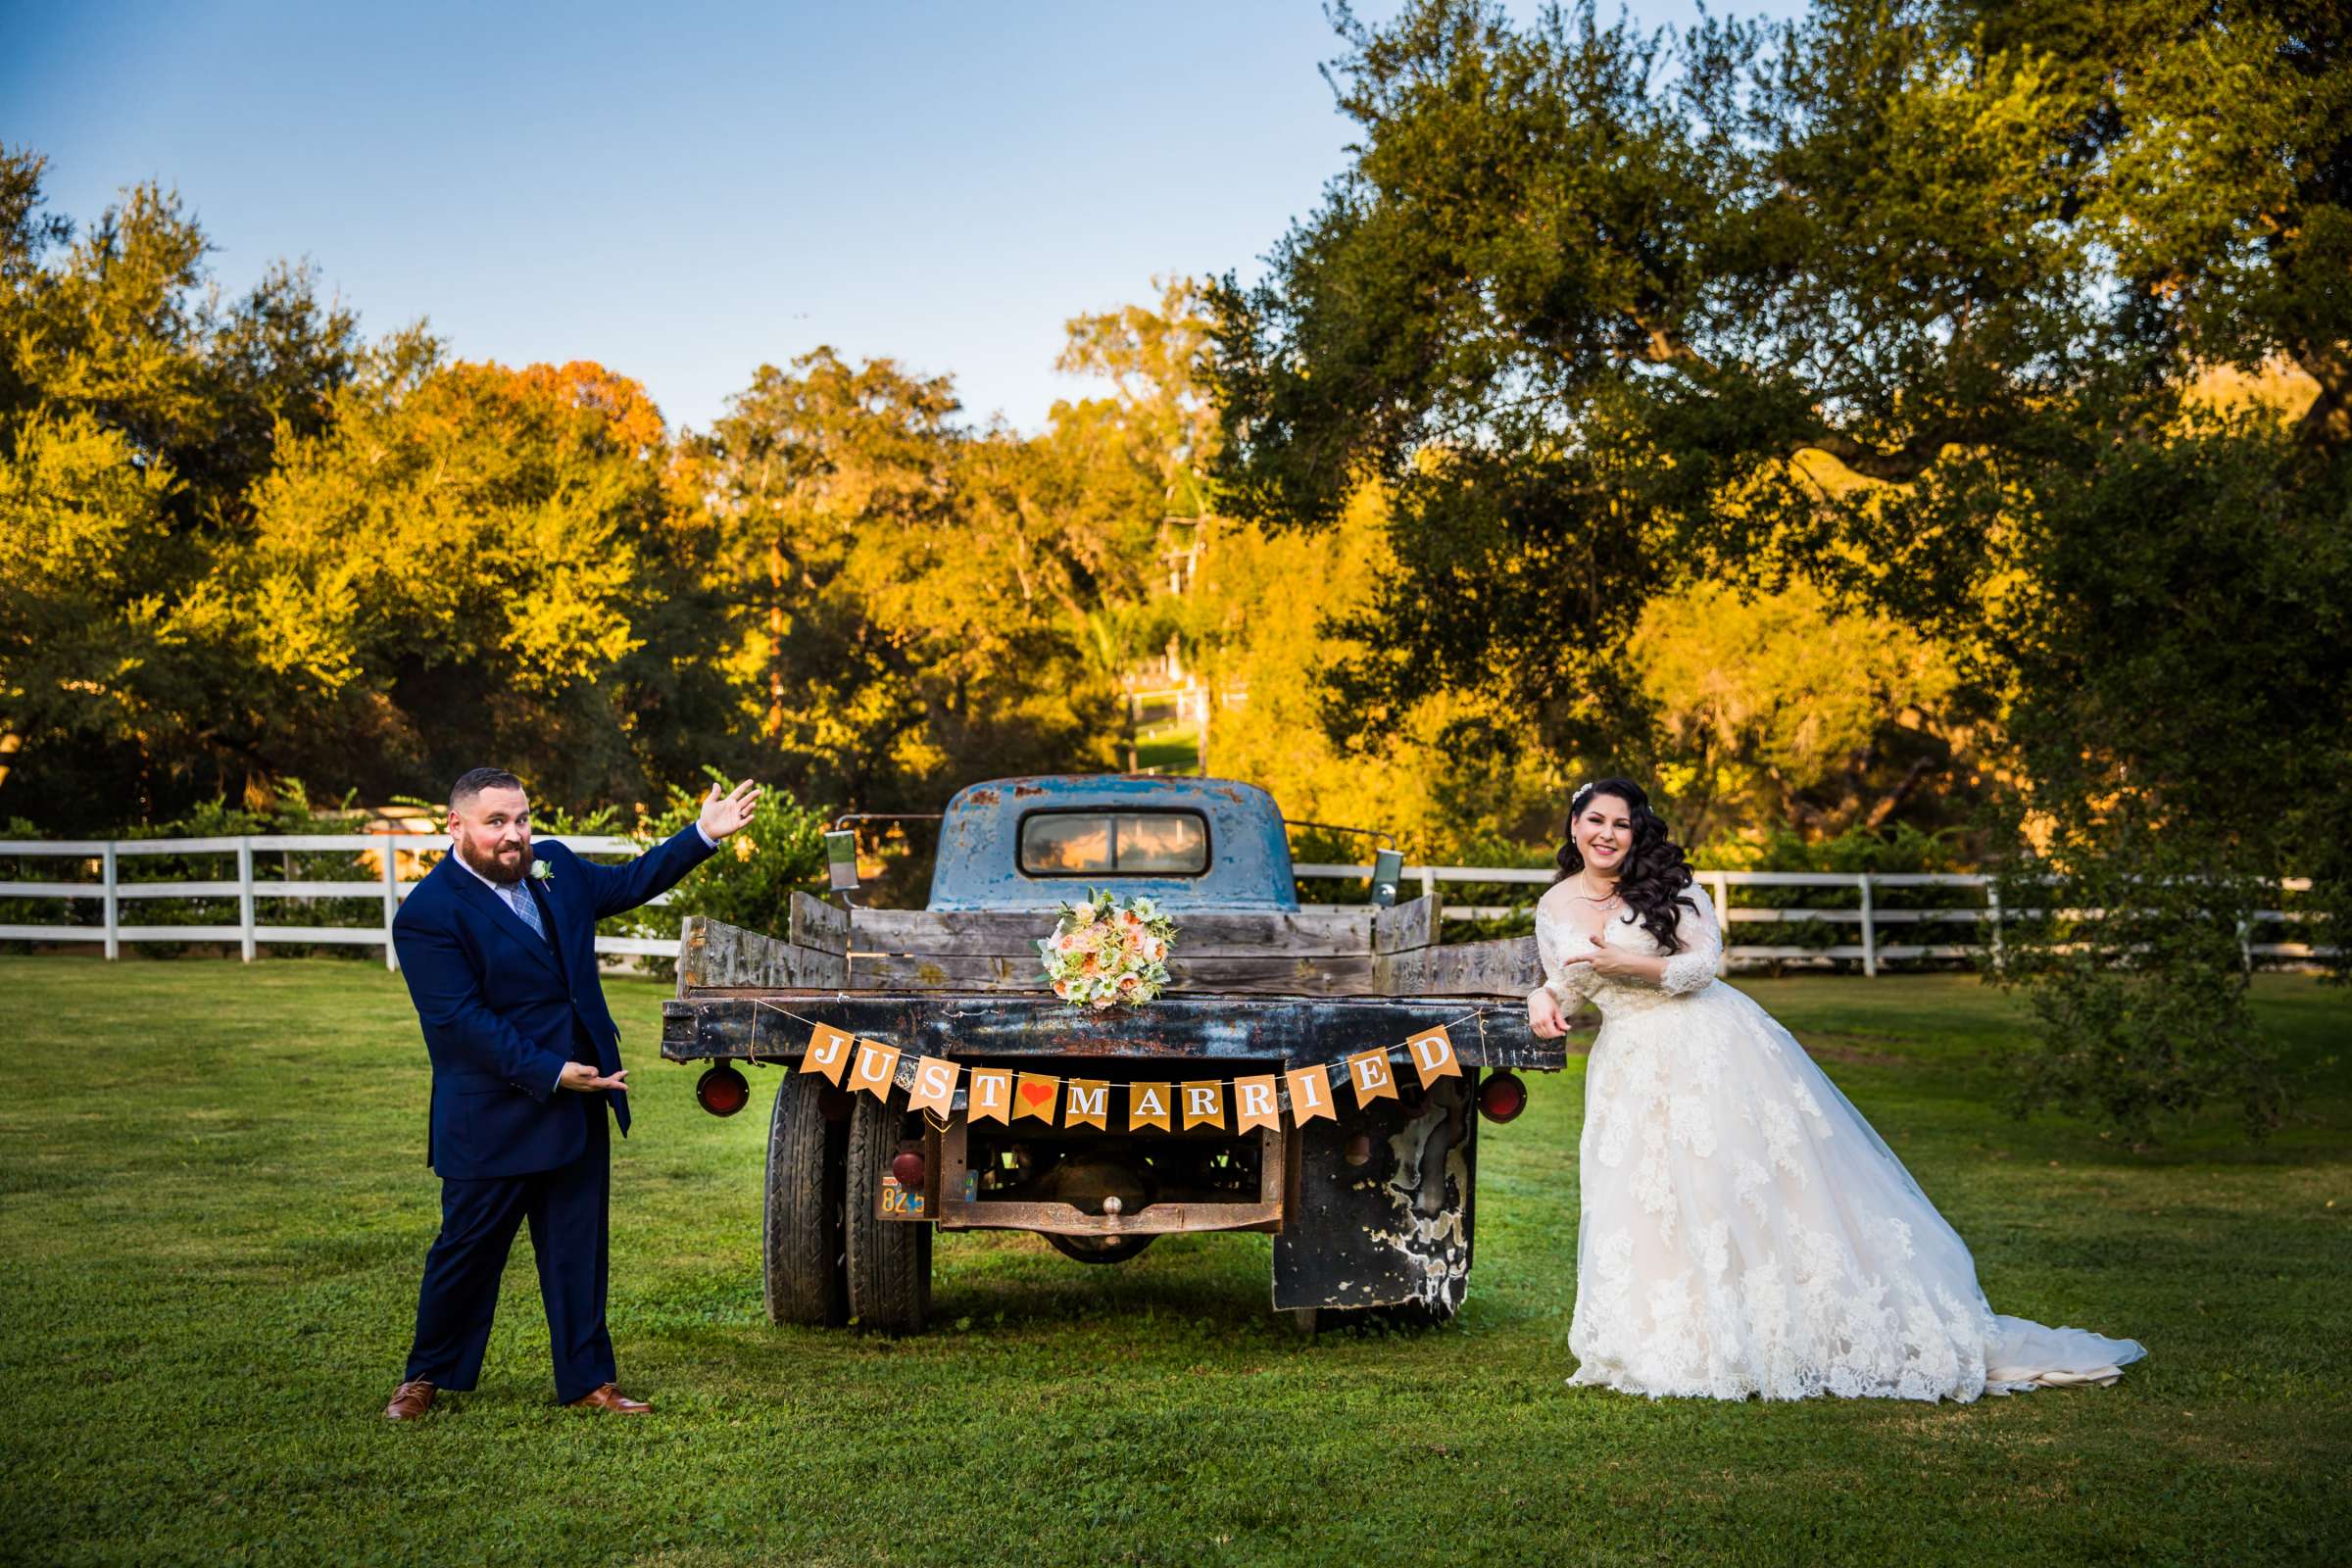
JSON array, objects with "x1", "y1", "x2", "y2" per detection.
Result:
[
  {"x1": 383, "y1": 1380, "x2": 436, "y2": 1421},
  {"x1": 565, "y1": 1383, "x2": 652, "y2": 1414}
]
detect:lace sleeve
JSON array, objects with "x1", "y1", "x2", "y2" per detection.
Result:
[
  {"x1": 1533, "y1": 907, "x2": 1597, "y2": 1006},
  {"x1": 1658, "y1": 883, "x2": 1722, "y2": 995}
]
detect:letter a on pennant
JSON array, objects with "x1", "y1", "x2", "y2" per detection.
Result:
[
  {"x1": 1014, "y1": 1073, "x2": 1060, "y2": 1123},
  {"x1": 906, "y1": 1056, "x2": 959, "y2": 1117},
  {"x1": 1233, "y1": 1075, "x2": 1279, "y2": 1133},
  {"x1": 1128, "y1": 1081, "x2": 1172, "y2": 1133},
  {"x1": 968, "y1": 1067, "x2": 1011, "y2": 1125},
  {"x1": 852, "y1": 1039, "x2": 902, "y2": 1101},
  {"x1": 1064, "y1": 1079, "x2": 1109, "y2": 1130},
  {"x1": 801, "y1": 1024, "x2": 853, "y2": 1086},
  {"x1": 1404, "y1": 1025, "x2": 1462, "y2": 1087},
  {"x1": 1347, "y1": 1048, "x2": 1398, "y2": 1104},
  {"x1": 1182, "y1": 1080, "x2": 1226, "y2": 1131},
  {"x1": 1283, "y1": 1063, "x2": 1336, "y2": 1124}
]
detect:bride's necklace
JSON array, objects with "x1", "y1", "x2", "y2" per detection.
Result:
[{"x1": 1574, "y1": 871, "x2": 1621, "y2": 908}]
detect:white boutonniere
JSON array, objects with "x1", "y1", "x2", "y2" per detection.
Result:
[{"x1": 528, "y1": 858, "x2": 553, "y2": 885}]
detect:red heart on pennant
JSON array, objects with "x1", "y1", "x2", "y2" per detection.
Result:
[{"x1": 1019, "y1": 1080, "x2": 1054, "y2": 1108}]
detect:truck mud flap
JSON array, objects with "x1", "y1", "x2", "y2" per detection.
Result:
[{"x1": 1272, "y1": 1073, "x2": 1476, "y2": 1316}]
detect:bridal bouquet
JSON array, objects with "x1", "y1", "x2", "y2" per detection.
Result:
[{"x1": 1038, "y1": 890, "x2": 1178, "y2": 1009}]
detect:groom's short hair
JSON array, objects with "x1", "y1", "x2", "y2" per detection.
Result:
[{"x1": 450, "y1": 767, "x2": 526, "y2": 812}]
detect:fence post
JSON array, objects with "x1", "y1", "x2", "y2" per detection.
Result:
[
  {"x1": 1858, "y1": 873, "x2": 1878, "y2": 978},
  {"x1": 236, "y1": 839, "x2": 257, "y2": 962},
  {"x1": 1708, "y1": 872, "x2": 1731, "y2": 976},
  {"x1": 1420, "y1": 864, "x2": 1436, "y2": 902},
  {"x1": 1987, "y1": 881, "x2": 2004, "y2": 974},
  {"x1": 380, "y1": 838, "x2": 400, "y2": 972},
  {"x1": 102, "y1": 841, "x2": 119, "y2": 960}
]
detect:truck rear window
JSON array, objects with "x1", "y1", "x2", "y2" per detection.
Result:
[{"x1": 1018, "y1": 810, "x2": 1210, "y2": 876}]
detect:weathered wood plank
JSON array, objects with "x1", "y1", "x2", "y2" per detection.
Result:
[
  {"x1": 844, "y1": 951, "x2": 1380, "y2": 996},
  {"x1": 847, "y1": 906, "x2": 1375, "y2": 958},
  {"x1": 677, "y1": 916, "x2": 848, "y2": 994},
  {"x1": 1374, "y1": 935, "x2": 1542, "y2": 997},
  {"x1": 1371, "y1": 893, "x2": 1441, "y2": 955},
  {"x1": 661, "y1": 992, "x2": 1562, "y2": 1071},
  {"x1": 788, "y1": 891, "x2": 849, "y2": 955}
]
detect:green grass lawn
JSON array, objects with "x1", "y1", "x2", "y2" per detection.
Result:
[{"x1": 1, "y1": 957, "x2": 2345, "y2": 1567}]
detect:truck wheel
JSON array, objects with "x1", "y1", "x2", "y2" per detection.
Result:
[
  {"x1": 762, "y1": 1073, "x2": 849, "y2": 1327},
  {"x1": 845, "y1": 1096, "x2": 932, "y2": 1334},
  {"x1": 1044, "y1": 1233, "x2": 1157, "y2": 1265}
]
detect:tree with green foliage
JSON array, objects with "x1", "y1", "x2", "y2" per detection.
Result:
[{"x1": 1208, "y1": 0, "x2": 2352, "y2": 1140}]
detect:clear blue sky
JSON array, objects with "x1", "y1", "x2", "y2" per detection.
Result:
[{"x1": 4, "y1": 0, "x2": 1799, "y2": 435}]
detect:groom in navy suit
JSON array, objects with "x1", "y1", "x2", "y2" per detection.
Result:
[{"x1": 383, "y1": 766, "x2": 760, "y2": 1420}]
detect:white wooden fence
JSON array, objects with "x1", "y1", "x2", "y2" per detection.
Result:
[{"x1": 0, "y1": 836, "x2": 2326, "y2": 975}]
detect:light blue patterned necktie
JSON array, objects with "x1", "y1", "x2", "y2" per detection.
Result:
[{"x1": 506, "y1": 882, "x2": 549, "y2": 946}]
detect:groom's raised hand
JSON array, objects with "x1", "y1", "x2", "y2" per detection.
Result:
[{"x1": 697, "y1": 779, "x2": 761, "y2": 842}]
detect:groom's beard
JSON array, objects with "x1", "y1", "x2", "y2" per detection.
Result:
[{"x1": 456, "y1": 836, "x2": 529, "y2": 887}]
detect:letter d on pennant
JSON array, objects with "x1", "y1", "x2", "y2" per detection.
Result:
[
  {"x1": 801, "y1": 1024, "x2": 852, "y2": 1086},
  {"x1": 1404, "y1": 1024, "x2": 1462, "y2": 1087}
]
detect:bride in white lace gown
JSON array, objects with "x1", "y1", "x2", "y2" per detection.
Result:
[{"x1": 1526, "y1": 778, "x2": 2144, "y2": 1402}]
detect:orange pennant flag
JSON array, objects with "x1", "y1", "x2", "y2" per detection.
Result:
[
  {"x1": 1014, "y1": 1072, "x2": 1060, "y2": 1123},
  {"x1": 1233, "y1": 1074, "x2": 1280, "y2": 1133},
  {"x1": 1284, "y1": 1063, "x2": 1336, "y2": 1124},
  {"x1": 851, "y1": 1039, "x2": 902, "y2": 1101},
  {"x1": 1181, "y1": 1080, "x2": 1226, "y2": 1131},
  {"x1": 1128, "y1": 1081, "x2": 1172, "y2": 1133},
  {"x1": 906, "y1": 1055, "x2": 959, "y2": 1118},
  {"x1": 1063, "y1": 1079, "x2": 1110, "y2": 1130},
  {"x1": 1403, "y1": 1024, "x2": 1463, "y2": 1087},
  {"x1": 967, "y1": 1067, "x2": 1012, "y2": 1125},
  {"x1": 1346, "y1": 1048, "x2": 1398, "y2": 1105},
  {"x1": 801, "y1": 1024, "x2": 853, "y2": 1086}
]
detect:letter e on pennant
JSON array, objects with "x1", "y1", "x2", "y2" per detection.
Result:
[
  {"x1": 1404, "y1": 1025, "x2": 1462, "y2": 1087},
  {"x1": 801, "y1": 1024, "x2": 852, "y2": 1085},
  {"x1": 1347, "y1": 1048, "x2": 1397, "y2": 1104}
]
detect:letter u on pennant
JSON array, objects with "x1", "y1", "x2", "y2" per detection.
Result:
[
  {"x1": 852, "y1": 1039, "x2": 901, "y2": 1100},
  {"x1": 1346, "y1": 1048, "x2": 1397, "y2": 1104},
  {"x1": 1404, "y1": 1024, "x2": 1462, "y2": 1087},
  {"x1": 1283, "y1": 1063, "x2": 1336, "y2": 1124},
  {"x1": 801, "y1": 1024, "x2": 853, "y2": 1086}
]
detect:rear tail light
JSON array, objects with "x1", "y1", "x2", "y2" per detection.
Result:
[
  {"x1": 892, "y1": 1148, "x2": 926, "y2": 1188},
  {"x1": 1477, "y1": 1070, "x2": 1527, "y2": 1123},
  {"x1": 696, "y1": 1064, "x2": 750, "y2": 1116}
]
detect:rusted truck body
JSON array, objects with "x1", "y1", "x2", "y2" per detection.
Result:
[{"x1": 660, "y1": 774, "x2": 1560, "y2": 1332}]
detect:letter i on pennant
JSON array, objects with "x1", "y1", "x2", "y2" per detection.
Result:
[
  {"x1": 968, "y1": 1067, "x2": 1011, "y2": 1125},
  {"x1": 801, "y1": 1024, "x2": 853, "y2": 1086},
  {"x1": 906, "y1": 1056, "x2": 959, "y2": 1118},
  {"x1": 1128, "y1": 1081, "x2": 1172, "y2": 1133},
  {"x1": 852, "y1": 1039, "x2": 902, "y2": 1101},
  {"x1": 1283, "y1": 1063, "x2": 1336, "y2": 1124},
  {"x1": 1403, "y1": 1024, "x2": 1462, "y2": 1088},
  {"x1": 1346, "y1": 1048, "x2": 1397, "y2": 1105}
]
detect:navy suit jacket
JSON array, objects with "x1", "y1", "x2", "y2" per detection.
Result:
[{"x1": 391, "y1": 827, "x2": 716, "y2": 1181}]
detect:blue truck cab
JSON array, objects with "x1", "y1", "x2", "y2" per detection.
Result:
[{"x1": 927, "y1": 775, "x2": 1298, "y2": 912}]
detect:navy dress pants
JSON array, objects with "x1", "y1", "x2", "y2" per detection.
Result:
[{"x1": 404, "y1": 1104, "x2": 613, "y2": 1403}]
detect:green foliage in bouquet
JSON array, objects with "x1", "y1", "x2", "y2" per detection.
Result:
[{"x1": 1037, "y1": 889, "x2": 1179, "y2": 1009}]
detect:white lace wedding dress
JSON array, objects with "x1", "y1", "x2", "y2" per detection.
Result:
[{"x1": 1536, "y1": 881, "x2": 2145, "y2": 1402}]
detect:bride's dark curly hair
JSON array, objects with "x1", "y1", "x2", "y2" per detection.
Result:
[{"x1": 1552, "y1": 777, "x2": 1699, "y2": 954}]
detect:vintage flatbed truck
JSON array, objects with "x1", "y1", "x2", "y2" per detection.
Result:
[{"x1": 659, "y1": 774, "x2": 1562, "y2": 1333}]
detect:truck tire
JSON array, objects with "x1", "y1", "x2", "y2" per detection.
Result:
[
  {"x1": 845, "y1": 1095, "x2": 931, "y2": 1334},
  {"x1": 762, "y1": 1073, "x2": 850, "y2": 1327}
]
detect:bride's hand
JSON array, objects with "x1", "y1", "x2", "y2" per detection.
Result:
[
  {"x1": 1527, "y1": 987, "x2": 1566, "y2": 1039},
  {"x1": 1585, "y1": 944, "x2": 1638, "y2": 978}
]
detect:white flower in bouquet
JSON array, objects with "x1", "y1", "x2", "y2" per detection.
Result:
[{"x1": 1038, "y1": 888, "x2": 1180, "y2": 1008}]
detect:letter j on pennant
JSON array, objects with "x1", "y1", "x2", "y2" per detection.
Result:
[{"x1": 801, "y1": 1024, "x2": 853, "y2": 1086}]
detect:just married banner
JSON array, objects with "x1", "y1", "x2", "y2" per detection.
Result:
[{"x1": 781, "y1": 1015, "x2": 1465, "y2": 1133}]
